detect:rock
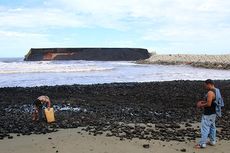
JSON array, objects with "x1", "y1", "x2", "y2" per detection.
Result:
[
  {"x1": 180, "y1": 148, "x2": 186, "y2": 152},
  {"x1": 185, "y1": 123, "x2": 192, "y2": 127},
  {"x1": 106, "y1": 133, "x2": 113, "y2": 137},
  {"x1": 146, "y1": 123, "x2": 152, "y2": 127},
  {"x1": 143, "y1": 144, "x2": 150, "y2": 148},
  {"x1": 155, "y1": 124, "x2": 166, "y2": 129}
]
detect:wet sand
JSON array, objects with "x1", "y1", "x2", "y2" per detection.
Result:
[{"x1": 1, "y1": 128, "x2": 229, "y2": 153}]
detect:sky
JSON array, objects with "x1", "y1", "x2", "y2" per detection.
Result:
[{"x1": 0, "y1": 0, "x2": 229, "y2": 57}]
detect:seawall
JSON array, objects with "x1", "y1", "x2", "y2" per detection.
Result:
[{"x1": 138, "y1": 54, "x2": 230, "y2": 69}]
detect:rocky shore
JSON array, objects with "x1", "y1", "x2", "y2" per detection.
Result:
[
  {"x1": 138, "y1": 54, "x2": 230, "y2": 69},
  {"x1": 0, "y1": 80, "x2": 230, "y2": 142}
]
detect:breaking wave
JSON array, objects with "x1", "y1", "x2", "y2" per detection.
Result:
[
  {"x1": 0, "y1": 60, "x2": 115, "y2": 74},
  {"x1": 0, "y1": 58, "x2": 229, "y2": 87}
]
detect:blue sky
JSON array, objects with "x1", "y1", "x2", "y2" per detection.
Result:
[{"x1": 0, "y1": 0, "x2": 229, "y2": 57}]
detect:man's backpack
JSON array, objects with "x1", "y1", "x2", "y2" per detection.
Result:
[{"x1": 214, "y1": 88, "x2": 224, "y2": 117}]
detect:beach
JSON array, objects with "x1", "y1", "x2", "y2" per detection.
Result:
[
  {"x1": 0, "y1": 81, "x2": 230, "y2": 152},
  {"x1": 1, "y1": 0, "x2": 230, "y2": 152},
  {"x1": 1, "y1": 128, "x2": 230, "y2": 153},
  {"x1": 0, "y1": 56, "x2": 230, "y2": 153}
]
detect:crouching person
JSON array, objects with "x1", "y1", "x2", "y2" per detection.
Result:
[{"x1": 32, "y1": 95, "x2": 51, "y2": 121}]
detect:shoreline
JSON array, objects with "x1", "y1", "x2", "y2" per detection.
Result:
[
  {"x1": 1, "y1": 128, "x2": 230, "y2": 153},
  {"x1": 137, "y1": 54, "x2": 230, "y2": 70}
]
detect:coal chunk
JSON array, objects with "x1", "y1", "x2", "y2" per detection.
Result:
[
  {"x1": 180, "y1": 148, "x2": 186, "y2": 152},
  {"x1": 143, "y1": 144, "x2": 150, "y2": 148}
]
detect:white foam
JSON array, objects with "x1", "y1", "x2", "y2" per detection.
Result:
[
  {"x1": 0, "y1": 59, "x2": 229, "y2": 87},
  {"x1": 0, "y1": 61, "x2": 114, "y2": 74}
]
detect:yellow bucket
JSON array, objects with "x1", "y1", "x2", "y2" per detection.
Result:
[{"x1": 44, "y1": 108, "x2": 55, "y2": 123}]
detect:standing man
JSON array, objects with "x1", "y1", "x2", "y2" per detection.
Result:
[
  {"x1": 32, "y1": 95, "x2": 51, "y2": 121},
  {"x1": 195, "y1": 79, "x2": 224, "y2": 149}
]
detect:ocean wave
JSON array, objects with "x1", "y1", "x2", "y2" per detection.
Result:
[
  {"x1": 0, "y1": 59, "x2": 229, "y2": 87},
  {"x1": 0, "y1": 58, "x2": 24, "y2": 63},
  {"x1": 0, "y1": 67, "x2": 114, "y2": 74},
  {"x1": 0, "y1": 61, "x2": 115, "y2": 74},
  {"x1": 0, "y1": 69, "x2": 114, "y2": 74}
]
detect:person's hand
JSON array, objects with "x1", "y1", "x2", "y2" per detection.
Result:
[
  {"x1": 196, "y1": 101, "x2": 202, "y2": 108},
  {"x1": 197, "y1": 101, "x2": 205, "y2": 108}
]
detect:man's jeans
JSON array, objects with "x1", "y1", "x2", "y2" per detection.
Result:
[{"x1": 199, "y1": 114, "x2": 216, "y2": 147}]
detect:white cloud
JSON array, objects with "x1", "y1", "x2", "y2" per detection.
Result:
[
  {"x1": 0, "y1": 7, "x2": 85, "y2": 29},
  {"x1": 0, "y1": 0, "x2": 229, "y2": 56},
  {"x1": 49, "y1": 0, "x2": 230, "y2": 22},
  {"x1": 0, "y1": 30, "x2": 45, "y2": 37},
  {"x1": 47, "y1": 0, "x2": 230, "y2": 39},
  {"x1": 1, "y1": 0, "x2": 230, "y2": 31}
]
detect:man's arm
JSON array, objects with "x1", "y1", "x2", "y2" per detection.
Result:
[
  {"x1": 206, "y1": 91, "x2": 215, "y2": 107},
  {"x1": 46, "y1": 98, "x2": 51, "y2": 109},
  {"x1": 197, "y1": 100, "x2": 206, "y2": 108},
  {"x1": 199, "y1": 91, "x2": 215, "y2": 108}
]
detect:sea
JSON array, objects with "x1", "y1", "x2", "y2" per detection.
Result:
[{"x1": 0, "y1": 58, "x2": 229, "y2": 87}]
